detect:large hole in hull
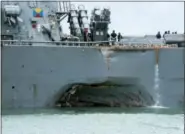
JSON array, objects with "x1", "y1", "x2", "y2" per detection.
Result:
[{"x1": 55, "y1": 80, "x2": 155, "y2": 108}]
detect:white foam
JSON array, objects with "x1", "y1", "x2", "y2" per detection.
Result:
[
  {"x1": 148, "y1": 105, "x2": 168, "y2": 109},
  {"x1": 153, "y1": 64, "x2": 162, "y2": 107}
]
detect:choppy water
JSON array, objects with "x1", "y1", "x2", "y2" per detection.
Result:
[{"x1": 2, "y1": 107, "x2": 184, "y2": 134}]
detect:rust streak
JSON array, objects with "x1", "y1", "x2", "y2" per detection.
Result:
[{"x1": 155, "y1": 48, "x2": 159, "y2": 65}]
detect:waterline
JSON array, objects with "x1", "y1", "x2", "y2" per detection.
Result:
[{"x1": 149, "y1": 105, "x2": 168, "y2": 109}]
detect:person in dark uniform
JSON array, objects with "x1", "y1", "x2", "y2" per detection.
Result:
[
  {"x1": 111, "y1": 30, "x2": 117, "y2": 45},
  {"x1": 107, "y1": 33, "x2": 110, "y2": 40},
  {"x1": 156, "y1": 31, "x2": 161, "y2": 39},
  {"x1": 118, "y1": 33, "x2": 122, "y2": 42},
  {"x1": 111, "y1": 30, "x2": 117, "y2": 39},
  {"x1": 163, "y1": 31, "x2": 167, "y2": 37},
  {"x1": 106, "y1": 33, "x2": 110, "y2": 45}
]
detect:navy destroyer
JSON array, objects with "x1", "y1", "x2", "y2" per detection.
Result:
[{"x1": 1, "y1": 1, "x2": 184, "y2": 109}]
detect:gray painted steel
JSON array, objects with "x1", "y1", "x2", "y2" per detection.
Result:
[
  {"x1": 158, "y1": 48, "x2": 184, "y2": 108},
  {"x1": 2, "y1": 46, "x2": 184, "y2": 109},
  {"x1": 2, "y1": 46, "x2": 107, "y2": 108},
  {"x1": 108, "y1": 50, "x2": 157, "y2": 101}
]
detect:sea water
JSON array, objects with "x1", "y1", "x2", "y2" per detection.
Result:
[{"x1": 2, "y1": 107, "x2": 183, "y2": 134}]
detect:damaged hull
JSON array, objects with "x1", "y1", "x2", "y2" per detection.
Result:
[
  {"x1": 56, "y1": 79, "x2": 155, "y2": 107},
  {"x1": 1, "y1": 46, "x2": 184, "y2": 109}
]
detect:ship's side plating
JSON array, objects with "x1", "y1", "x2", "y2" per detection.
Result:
[
  {"x1": 2, "y1": 46, "x2": 184, "y2": 109},
  {"x1": 2, "y1": 46, "x2": 108, "y2": 108},
  {"x1": 2, "y1": 46, "x2": 156, "y2": 108},
  {"x1": 158, "y1": 48, "x2": 184, "y2": 108}
]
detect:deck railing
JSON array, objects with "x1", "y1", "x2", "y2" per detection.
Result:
[
  {"x1": 1, "y1": 40, "x2": 178, "y2": 49},
  {"x1": 1, "y1": 40, "x2": 112, "y2": 46}
]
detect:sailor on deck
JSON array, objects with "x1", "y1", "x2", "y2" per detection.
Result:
[
  {"x1": 156, "y1": 31, "x2": 161, "y2": 39},
  {"x1": 163, "y1": 31, "x2": 167, "y2": 37},
  {"x1": 118, "y1": 33, "x2": 122, "y2": 42},
  {"x1": 107, "y1": 33, "x2": 110, "y2": 40},
  {"x1": 111, "y1": 30, "x2": 117, "y2": 45}
]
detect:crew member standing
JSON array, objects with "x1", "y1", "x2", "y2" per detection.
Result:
[
  {"x1": 111, "y1": 30, "x2": 117, "y2": 45},
  {"x1": 118, "y1": 33, "x2": 122, "y2": 42},
  {"x1": 156, "y1": 31, "x2": 161, "y2": 39}
]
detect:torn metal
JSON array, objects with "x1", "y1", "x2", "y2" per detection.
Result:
[{"x1": 55, "y1": 81, "x2": 155, "y2": 107}]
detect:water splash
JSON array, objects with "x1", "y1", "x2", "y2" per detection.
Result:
[
  {"x1": 148, "y1": 105, "x2": 168, "y2": 109},
  {"x1": 153, "y1": 64, "x2": 161, "y2": 107}
]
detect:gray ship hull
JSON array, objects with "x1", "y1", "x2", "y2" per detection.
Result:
[
  {"x1": 2, "y1": 46, "x2": 184, "y2": 109},
  {"x1": 158, "y1": 49, "x2": 184, "y2": 107}
]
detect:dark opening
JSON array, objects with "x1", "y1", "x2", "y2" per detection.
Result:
[{"x1": 55, "y1": 80, "x2": 155, "y2": 108}]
